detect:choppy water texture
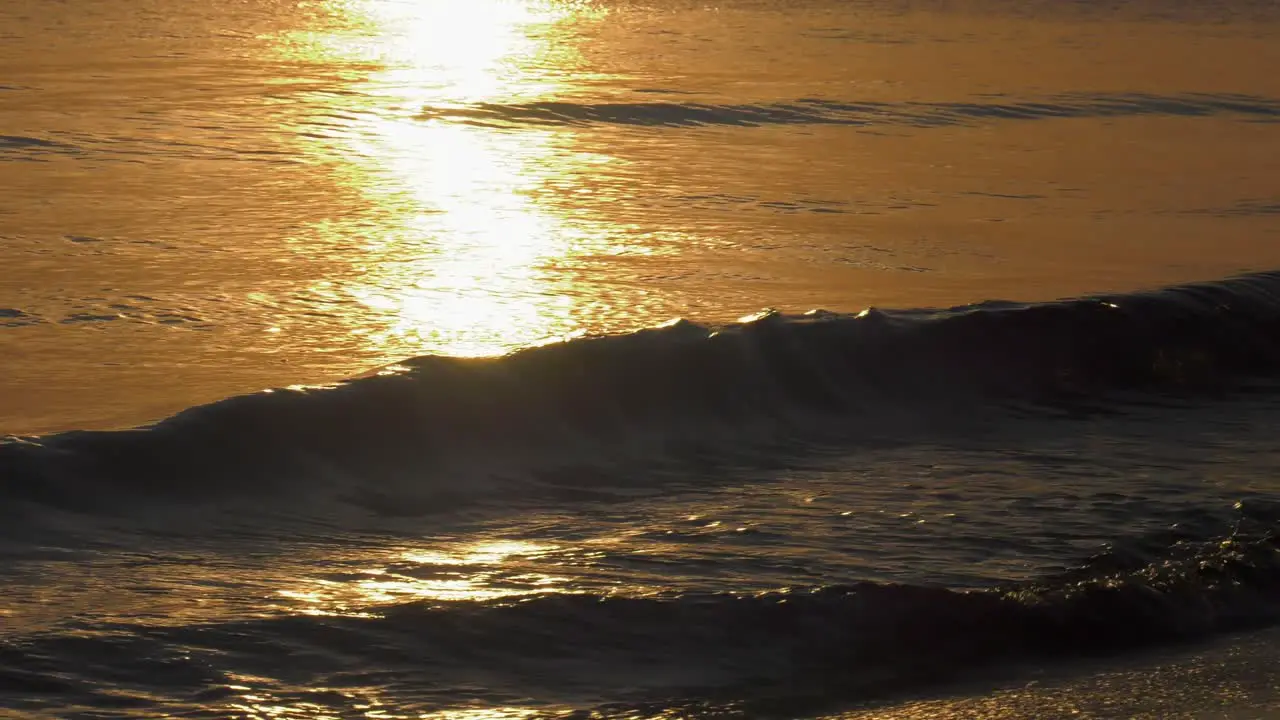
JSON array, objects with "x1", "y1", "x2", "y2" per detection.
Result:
[{"x1": 3, "y1": 0, "x2": 1280, "y2": 718}]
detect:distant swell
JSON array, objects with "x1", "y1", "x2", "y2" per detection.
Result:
[
  {"x1": 418, "y1": 92, "x2": 1280, "y2": 128},
  {"x1": 5, "y1": 270, "x2": 1280, "y2": 509}
]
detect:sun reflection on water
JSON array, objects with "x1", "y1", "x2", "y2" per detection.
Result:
[
  {"x1": 399, "y1": 539, "x2": 553, "y2": 566},
  {"x1": 276, "y1": 539, "x2": 569, "y2": 616},
  {"x1": 223, "y1": 670, "x2": 545, "y2": 719},
  {"x1": 278, "y1": 0, "x2": 614, "y2": 358}
]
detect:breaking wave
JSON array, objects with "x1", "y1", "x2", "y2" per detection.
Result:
[{"x1": 4, "y1": 270, "x2": 1280, "y2": 510}]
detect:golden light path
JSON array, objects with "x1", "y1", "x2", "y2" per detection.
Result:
[
  {"x1": 291, "y1": 0, "x2": 614, "y2": 358},
  {"x1": 241, "y1": 5, "x2": 614, "y2": 716}
]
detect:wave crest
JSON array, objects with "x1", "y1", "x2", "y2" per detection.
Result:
[{"x1": 5, "y1": 271, "x2": 1280, "y2": 508}]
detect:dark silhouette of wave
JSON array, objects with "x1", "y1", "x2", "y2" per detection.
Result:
[
  {"x1": 0, "y1": 134, "x2": 79, "y2": 159},
  {"x1": 5, "y1": 270, "x2": 1280, "y2": 510},
  {"x1": 418, "y1": 92, "x2": 1280, "y2": 128}
]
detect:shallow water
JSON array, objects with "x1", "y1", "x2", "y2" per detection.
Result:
[{"x1": 3, "y1": 0, "x2": 1280, "y2": 717}]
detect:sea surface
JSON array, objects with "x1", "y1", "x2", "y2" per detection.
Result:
[{"x1": 3, "y1": 0, "x2": 1280, "y2": 717}]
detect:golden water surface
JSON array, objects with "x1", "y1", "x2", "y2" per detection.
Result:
[{"x1": 2, "y1": 0, "x2": 1279, "y2": 433}]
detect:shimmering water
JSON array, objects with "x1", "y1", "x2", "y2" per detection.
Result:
[
  {"x1": 5, "y1": 0, "x2": 1280, "y2": 433},
  {"x1": 3, "y1": 0, "x2": 1280, "y2": 717}
]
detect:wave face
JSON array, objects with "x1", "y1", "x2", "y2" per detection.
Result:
[
  {"x1": 417, "y1": 92, "x2": 1280, "y2": 129},
  {"x1": 5, "y1": 271, "x2": 1280, "y2": 509}
]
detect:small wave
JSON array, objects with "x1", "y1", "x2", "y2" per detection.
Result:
[
  {"x1": 58, "y1": 313, "x2": 122, "y2": 325},
  {"x1": 5, "y1": 509, "x2": 1279, "y2": 716},
  {"x1": 418, "y1": 92, "x2": 1280, "y2": 129},
  {"x1": 1189, "y1": 199, "x2": 1280, "y2": 217},
  {"x1": 0, "y1": 134, "x2": 79, "y2": 158},
  {"x1": 0, "y1": 135, "x2": 64, "y2": 149},
  {"x1": 5, "y1": 270, "x2": 1280, "y2": 509},
  {"x1": 0, "y1": 308, "x2": 41, "y2": 328}
]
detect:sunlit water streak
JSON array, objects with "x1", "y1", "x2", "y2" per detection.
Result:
[{"x1": 271, "y1": 0, "x2": 614, "y2": 357}]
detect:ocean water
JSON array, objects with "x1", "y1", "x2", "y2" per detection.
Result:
[{"x1": 3, "y1": 0, "x2": 1280, "y2": 717}]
